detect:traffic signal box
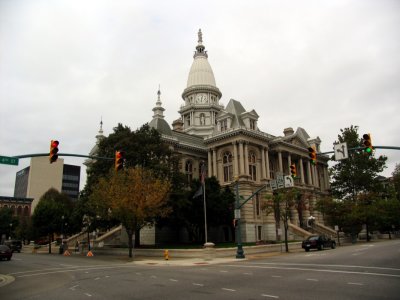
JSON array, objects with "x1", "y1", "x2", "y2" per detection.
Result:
[
  {"x1": 290, "y1": 163, "x2": 297, "y2": 178},
  {"x1": 49, "y1": 140, "x2": 59, "y2": 163},
  {"x1": 115, "y1": 151, "x2": 125, "y2": 171},
  {"x1": 362, "y1": 133, "x2": 373, "y2": 155},
  {"x1": 308, "y1": 146, "x2": 317, "y2": 164}
]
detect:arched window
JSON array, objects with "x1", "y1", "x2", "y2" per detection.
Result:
[
  {"x1": 17, "y1": 206, "x2": 22, "y2": 216},
  {"x1": 223, "y1": 151, "x2": 233, "y2": 182},
  {"x1": 249, "y1": 151, "x2": 257, "y2": 181},
  {"x1": 185, "y1": 160, "x2": 193, "y2": 184},
  {"x1": 24, "y1": 206, "x2": 29, "y2": 216}
]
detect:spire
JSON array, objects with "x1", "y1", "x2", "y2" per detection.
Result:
[
  {"x1": 152, "y1": 86, "x2": 165, "y2": 119},
  {"x1": 95, "y1": 117, "x2": 104, "y2": 144},
  {"x1": 194, "y1": 28, "x2": 207, "y2": 58}
]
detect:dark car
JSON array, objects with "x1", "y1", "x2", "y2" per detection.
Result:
[
  {"x1": 302, "y1": 235, "x2": 336, "y2": 252},
  {"x1": 5, "y1": 240, "x2": 22, "y2": 253},
  {"x1": 0, "y1": 245, "x2": 13, "y2": 261}
]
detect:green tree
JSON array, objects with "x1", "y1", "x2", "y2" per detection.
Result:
[
  {"x1": 328, "y1": 125, "x2": 387, "y2": 241},
  {"x1": 89, "y1": 167, "x2": 171, "y2": 258},
  {"x1": 80, "y1": 123, "x2": 180, "y2": 243},
  {"x1": 392, "y1": 163, "x2": 400, "y2": 200},
  {"x1": 264, "y1": 188, "x2": 300, "y2": 252},
  {"x1": 31, "y1": 188, "x2": 73, "y2": 253},
  {"x1": 0, "y1": 207, "x2": 18, "y2": 241}
]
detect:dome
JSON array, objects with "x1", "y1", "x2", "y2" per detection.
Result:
[
  {"x1": 186, "y1": 29, "x2": 217, "y2": 89},
  {"x1": 186, "y1": 56, "x2": 217, "y2": 88}
]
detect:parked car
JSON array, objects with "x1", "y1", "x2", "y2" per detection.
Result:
[
  {"x1": 302, "y1": 235, "x2": 336, "y2": 252},
  {"x1": 0, "y1": 245, "x2": 12, "y2": 261},
  {"x1": 5, "y1": 240, "x2": 22, "y2": 253}
]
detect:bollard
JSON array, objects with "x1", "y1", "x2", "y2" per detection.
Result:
[{"x1": 164, "y1": 249, "x2": 169, "y2": 260}]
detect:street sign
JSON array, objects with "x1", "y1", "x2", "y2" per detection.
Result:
[
  {"x1": 0, "y1": 155, "x2": 19, "y2": 166},
  {"x1": 234, "y1": 209, "x2": 241, "y2": 219},
  {"x1": 270, "y1": 180, "x2": 278, "y2": 190},
  {"x1": 284, "y1": 175, "x2": 294, "y2": 187},
  {"x1": 334, "y1": 142, "x2": 348, "y2": 161},
  {"x1": 276, "y1": 174, "x2": 285, "y2": 189}
]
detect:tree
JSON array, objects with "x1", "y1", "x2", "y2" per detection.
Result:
[
  {"x1": 264, "y1": 188, "x2": 300, "y2": 252},
  {"x1": 31, "y1": 188, "x2": 73, "y2": 253},
  {"x1": 80, "y1": 123, "x2": 180, "y2": 242},
  {"x1": 89, "y1": 167, "x2": 171, "y2": 258},
  {"x1": 328, "y1": 126, "x2": 387, "y2": 241},
  {"x1": 392, "y1": 163, "x2": 400, "y2": 200},
  {"x1": 0, "y1": 207, "x2": 18, "y2": 242}
]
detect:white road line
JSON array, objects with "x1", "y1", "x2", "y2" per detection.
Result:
[
  {"x1": 169, "y1": 279, "x2": 178, "y2": 282},
  {"x1": 261, "y1": 294, "x2": 279, "y2": 298},
  {"x1": 94, "y1": 277, "x2": 100, "y2": 281},
  {"x1": 243, "y1": 272, "x2": 252, "y2": 275},
  {"x1": 348, "y1": 282, "x2": 364, "y2": 286},
  {"x1": 192, "y1": 283, "x2": 204, "y2": 286},
  {"x1": 222, "y1": 288, "x2": 236, "y2": 292},
  {"x1": 150, "y1": 275, "x2": 157, "y2": 279},
  {"x1": 306, "y1": 278, "x2": 319, "y2": 281},
  {"x1": 69, "y1": 285, "x2": 79, "y2": 290},
  {"x1": 220, "y1": 270, "x2": 228, "y2": 273},
  {"x1": 271, "y1": 275, "x2": 282, "y2": 278},
  {"x1": 105, "y1": 275, "x2": 110, "y2": 278},
  {"x1": 84, "y1": 293, "x2": 92, "y2": 297}
]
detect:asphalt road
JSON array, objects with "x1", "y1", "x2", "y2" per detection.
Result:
[{"x1": 1, "y1": 240, "x2": 399, "y2": 299}]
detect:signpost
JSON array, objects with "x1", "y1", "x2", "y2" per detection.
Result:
[
  {"x1": 334, "y1": 142, "x2": 348, "y2": 161},
  {"x1": 0, "y1": 155, "x2": 19, "y2": 166}
]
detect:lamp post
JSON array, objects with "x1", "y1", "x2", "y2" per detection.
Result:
[
  {"x1": 9, "y1": 223, "x2": 12, "y2": 240},
  {"x1": 235, "y1": 179, "x2": 245, "y2": 259}
]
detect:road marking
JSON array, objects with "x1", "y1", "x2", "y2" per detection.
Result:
[
  {"x1": 348, "y1": 282, "x2": 364, "y2": 286},
  {"x1": 223, "y1": 264, "x2": 400, "y2": 278},
  {"x1": 261, "y1": 294, "x2": 279, "y2": 298},
  {"x1": 169, "y1": 279, "x2": 178, "y2": 282},
  {"x1": 222, "y1": 288, "x2": 236, "y2": 292},
  {"x1": 150, "y1": 275, "x2": 157, "y2": 279},
  {"x1": 105, "y1": 275, "x2": 110, "y2": 278},
  {"x1": 243, "y1": 272, "x2": 252, "y2": 275},
  {"x1": 271, "y1": 275, "x2": 282, "y2": 278},
  {"x1": 84, "y1": 293, "x2": 92, "y2": 297},
  {"x1": 306, "y1": 278, "x2": 319, "y2": 281},
  {"x1": 192, "y1": 283, "x2": 204, "y2": 286},
  {"x1": 220, "y1": 270, "x2": 228, "y2": 273},
  {"x1": 136, "y1": 272, "x2": 142, "y2": 276},
  {"x1": 69, "y1": 285, "x2": 79, "y2": 290},
  {"x1": 94, "y1": 277, "x2": 100, "y2": 281}
]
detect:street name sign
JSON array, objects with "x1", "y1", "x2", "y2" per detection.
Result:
[
  {"x1": 334, "y1": 142, "x2": 348, "y2": 161},
  {"x1": 0, "y1": 155, "x2": 19, "y2": 166}
]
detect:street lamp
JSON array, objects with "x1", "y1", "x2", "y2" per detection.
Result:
[{"x1": 235, "y1": 179, "x2": 245, "y2": 259}]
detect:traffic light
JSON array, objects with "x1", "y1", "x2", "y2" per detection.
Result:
[
  {"x1": 362, "y1": 133, "x2": 373, "y2": 154},
  {"x1": 49, "y1": 140, "x2": 59, "y2": 163},
  {"x1": 308, "y1": 146, "x2": 317, "y2": 164},
  {"x1": 115, "y1": 151, "x2": 125, "y2": 171},
  {"x1": 290, "y1": 163, "x2": 297, "y2": 178}
]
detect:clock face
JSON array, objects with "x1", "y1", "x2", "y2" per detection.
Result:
[{"x1": 196, "y1": 94, "x2": 207, "y2": 103}]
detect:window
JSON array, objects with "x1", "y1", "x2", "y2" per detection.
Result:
[
  {"x1": 223, "y1": 151, "x2": 233, "y2": 182},
  {"x1": 221, "y1": 119, "x2": 228, "y2": 131},
  {"x1": 250, "y1": 119, "x2": 256, "y2": 130},
  {"x1": 185, "y1": 160, "x2": 193, "y2": 184},
  {"x1": 249, "y1": 151, "x2": 257, "y2": 181}
]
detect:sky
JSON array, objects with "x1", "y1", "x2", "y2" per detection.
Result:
[{"x1": 1, "y1": 0, "x2": 399, "y2": 197}]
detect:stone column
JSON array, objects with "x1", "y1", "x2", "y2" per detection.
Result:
[
  {"x1": 244, "y1": 142, "x2": 249, "y2": 176},
  {"x1": 265, "y1": 148, "x2": 270, "y2": 179},
  {"x1": 212, "y1": 148, "x2": 217, "y2": 178},
  {"x1": 299, "y1": 158, "x2": 305, "y2": 184},
  {"x1": 261, "y1": 147, "x2": 266, "y2": 179},
  {"x1": 287, "y1": 154, "x2": 292, "y2": 175},
  {"x1": 239, "y1": 141, "x2": 244, "y2": 175},
  {"x1": 307, "y1": 161, "x2": 312, "y2": 185},
  {"x1": 278, "y1": 151, "x2": 283, "y2": 173},
  {"x1": 208, "y1": 150, "x2": 212, "y2": 178},
  {"x1": 233, "y1": 142, "x2": 239, "y2": 178}
]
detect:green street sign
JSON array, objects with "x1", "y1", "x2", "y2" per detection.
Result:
[{"x1": 0, "y1": 155, "x2": 19, "y2": 166}]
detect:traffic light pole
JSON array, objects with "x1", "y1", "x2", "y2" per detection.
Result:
[
  {"x1": 318, "y1": 146, "x2": 400, "y2": 156},
  {"x1": 13, "y1": 153, "x2": 114, "y2": 160}
]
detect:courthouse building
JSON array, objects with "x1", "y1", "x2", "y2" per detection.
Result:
[{"x1": 89, "y1": 30, "x2": 331, "y2": 243}]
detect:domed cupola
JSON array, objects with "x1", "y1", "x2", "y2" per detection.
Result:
[
  {"x1": 183, "y1": 29, "x2": 222, "y2": 99},
  {"x1": 179, "y1": 29, "x2": 223, "y2": 137}
]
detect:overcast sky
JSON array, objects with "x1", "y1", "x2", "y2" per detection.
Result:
[{"x1": 1, "y1": 0, "x2": 399, "y2": 197}]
